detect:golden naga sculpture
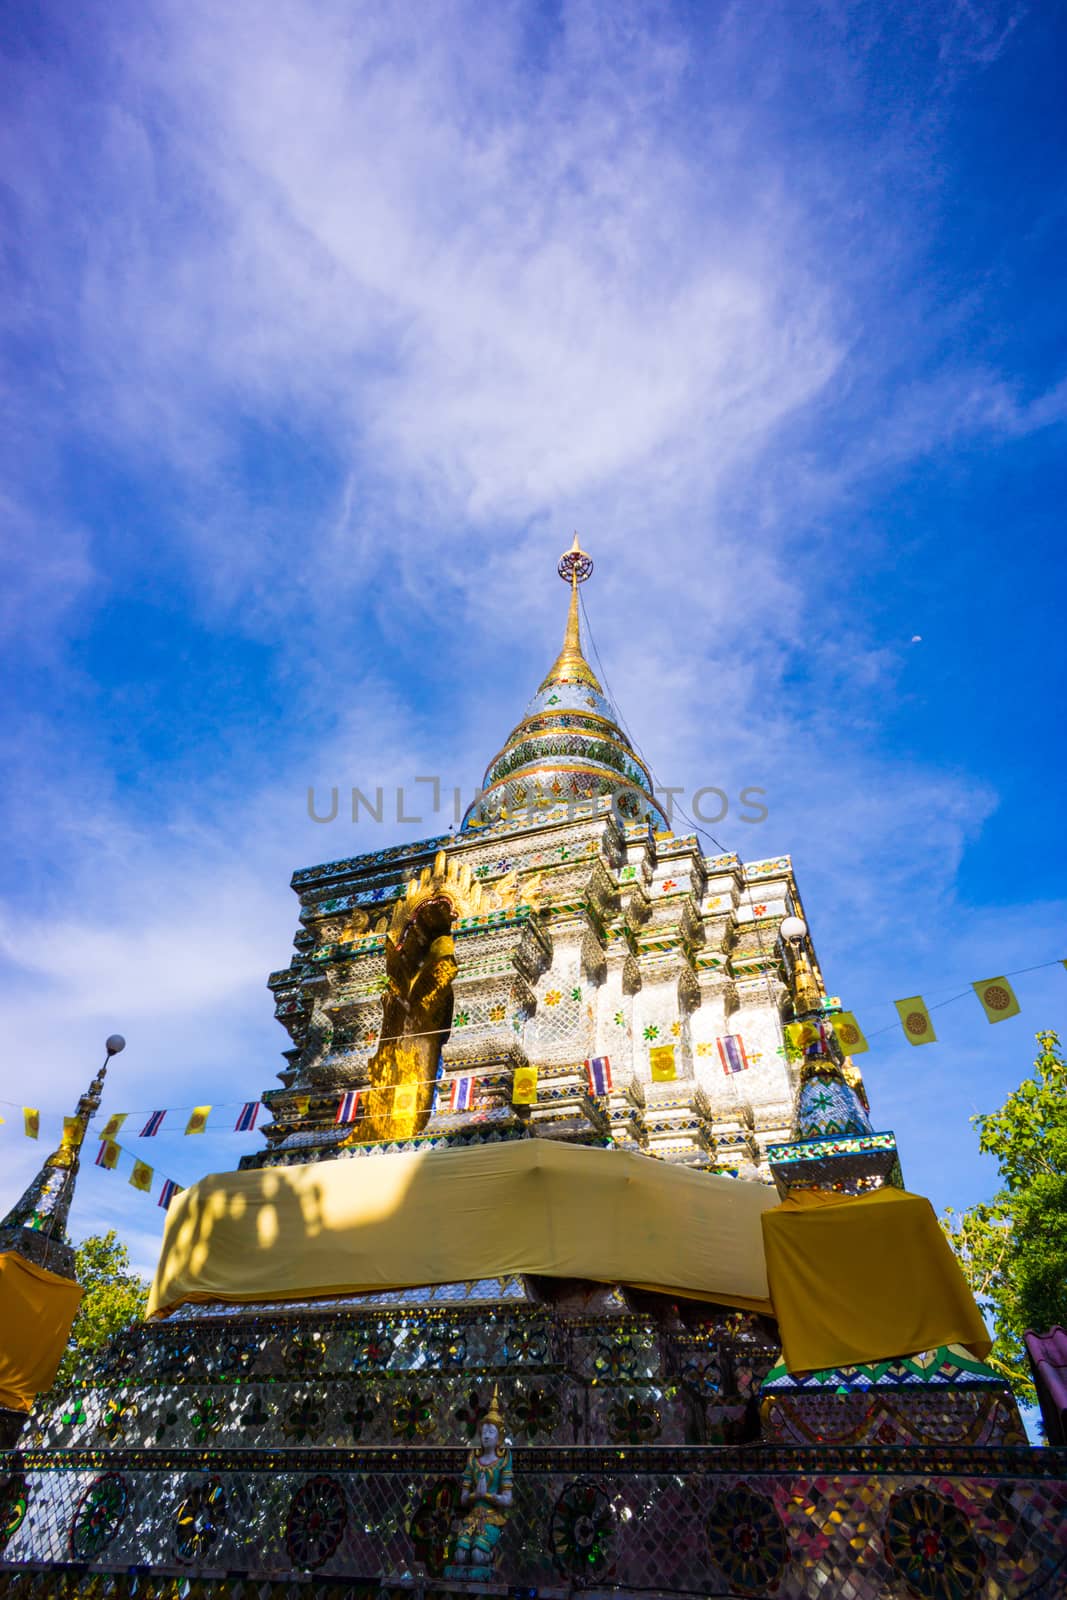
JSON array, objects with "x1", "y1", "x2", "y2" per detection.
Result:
[{"x1": 340, "y1": 852, "x2": 484, "y2": 1145}]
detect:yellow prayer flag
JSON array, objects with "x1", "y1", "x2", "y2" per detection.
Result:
[
  {"x1": 972, "y1": 976, "x2": 1020, "y2": 1024},
  {"x1": 512, "y1": 1066, "x2": 538, "y2": 1105},
  {"x1": 785, "y1": 1021, "x2": 819, "y2": 1053},
  {"x1": 393, "y1": 1084, "x2": 417, "y2": 1116},
  {"x1": 97, "y1": 1140, "x2": 120, "y2": 1171},
  {"x1": 831, "y1": 1012, "x2": 869, "y2": 1055},
  {"x1": 0, "y1": 1112, "x2": 4, "y2": 1126},
  {"x1": 894, "y1": 996, "x2": 936, "y2": 1046},
  {"x1": 100, "y1": 1113, "x2": 127, "y2": 1142},
  {"x1": 60, "y1": 1116, "x2": 85, "y2": 1149},
  {"x1": 293, "y1": 1095, "x2": 311, "y2": 1116},
  {"x1": 23, "y1": 1109, "x2": 39, "y2": 1139},
  {"x1": 129, "y1": 1160, "x2": 153, "y2": 1193},
  {"x1": 649, "y1": 1044, "x2": 677, "y2": 1082},
  {"x1": 185, "y1": 1106, "x2": 212, "y2": 1135}
]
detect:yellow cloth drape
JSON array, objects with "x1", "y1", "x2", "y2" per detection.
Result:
[
  {"x1": 147, "y1": 1142, "x2": 991, "y2": 1377},
  {"x1": 761, "y1": 1187, "x2": 991, "y2": 1371},
  {"x1": 0, "y1": 1252, "x2": 83, "y2": 1412},
  {"x1": 148, "y1": 1139, "x2": 778, "y2": 1317}
]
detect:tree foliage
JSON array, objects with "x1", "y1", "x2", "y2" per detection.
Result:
[
  {"x1": 49, "y1": 1230, "x2": 149, "y2": 1393},
  {"x1": 942, "y1": 1030, "x2": 1067, "y2": 1406}
]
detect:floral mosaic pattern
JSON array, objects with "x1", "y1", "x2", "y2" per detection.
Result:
[
  {"x1": 707, "y1": 1483, "x2": 789, "y2": 1595},
  {"x1": 884, "y1": 1487, "x2": 984, "y2": 1600},
  {"x1": 0, "y1": 1474, "x2": 28, "y2": 1553},
  {"x1": 549, "y1": 1478, "x2": 615, "y2": 1579},
  {"x1": 69, "y1": 1474, "x2": 128, "y2": 1560},
  {"x1": 174, "y1": 1476, "x2": 226, "y2": 1565},
  {"x1": 408, "y1": 1476, "x2": 460, "y2": 1575},
  {"x1": 285, "y1": 1475, "x2": 347, "y2": 1571}
]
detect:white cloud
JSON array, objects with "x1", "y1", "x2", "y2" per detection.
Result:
[{"x1": 2, "y1": 0, "x2": 1064, "y2": 1262}]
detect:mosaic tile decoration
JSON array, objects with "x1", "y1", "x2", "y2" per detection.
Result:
[{"x1": 3, "y1": 1451, "x2": 1066, "y2": 1595}]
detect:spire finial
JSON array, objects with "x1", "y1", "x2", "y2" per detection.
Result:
[
  {"x1": 558, "y1": 531, "x2": 593, "y2": 589},
  {"x1": 540, "y1": 534, "x2": 599, "y2": 691},
  {"x1": 0, "y1": 1034, "x2": 125, "y2": 1276}
]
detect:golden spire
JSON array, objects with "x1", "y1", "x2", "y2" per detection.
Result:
[
  {"x1": 791, "y1": 947, "x2": 824, "y2": 1016},
  {"x1": 537, "y1": 533, "x2": 602, "y2": 692}
]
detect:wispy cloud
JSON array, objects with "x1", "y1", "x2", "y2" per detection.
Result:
[{"x1": 1, "y1": 0, "x2": 1064, "y2": 1256}]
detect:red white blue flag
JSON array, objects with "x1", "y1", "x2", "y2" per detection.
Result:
[
  {"x1": 585, "y1": 1056, "x2": 612, "y2": 1095},
  {"x1": 717, "y1": 1035, "x2": 749, "y2": 1075},
  {"x1": 140, "y1": 1110, "x2": 166, "y2": 1137},
  {"x1": 234, "y1": 1101, "x2": 260, "y2": 1132},
  {"x1": 158, "y1": 1178, "x2": 182, "y2": 1209},
  {"x1": 450, "y1": 1075, "x2": 476, "y2": 1112},
  {"x1": 335, "y1": 1091, "x2": 360, "y2": 1124}
]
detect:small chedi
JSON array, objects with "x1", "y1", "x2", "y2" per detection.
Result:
[{"x1": 1, "y1": 537, "x2": 1065, "y2": 1599}]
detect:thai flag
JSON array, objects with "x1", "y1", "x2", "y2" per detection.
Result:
[
  {"x1": 585, "y1": 1057, "x2": 613, "y2": 1095},
  {"x1": 717, "y1": 1035, "x2": 749, "y2": 1075},
  {"x1": 140, "y1": 1110, "x2": 166, "y2": 1137},
  {"x1": 158, "y1": 1178, "x2": 181, "y2": 1209},
  {"x1": 335, "y1": 1091, "x2": 360, "y2": 1124},
  {"x1": 450, "y1": 1075, "x2": 475, "y2": 1113},
  {"x1": 234, "y1": 1101, "x2": 260, "y2": 1132}
]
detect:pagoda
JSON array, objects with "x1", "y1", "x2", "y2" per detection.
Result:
[{"x1": 1, "y1": 540, "x2": 1064, "y2": 1599}]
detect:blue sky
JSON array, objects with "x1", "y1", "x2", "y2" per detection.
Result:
[{"x1": 1, "y1": 0, "x2": 1065, "y2": 1276}]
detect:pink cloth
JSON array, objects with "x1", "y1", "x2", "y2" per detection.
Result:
[{"x1": 1024, "y1": 1326, "x2": 1067, "y2": 1445}]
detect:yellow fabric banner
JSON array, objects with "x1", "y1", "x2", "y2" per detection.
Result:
[
  {"x1": 972, "y1": 976, "x2": 1020, "y2": 1023},
  {"x1": 185, "y1": 1106, "x2": 212, "y2": 1135},
  {"x1": 511, "y1": 1066, "x2": 538, "y2": 1105},
  {"x1": 23, "y1": 1109, "x2": 39, "y2": 1139},
  {"x1": 785, "y1": 1021, "x2": 819, "y2": 1053},
  {"x1": 831, "y1": 1013, "x2": 868, "y2": 1055},
  {"x1": 0, "y1": 1252, "x2": 83, "y2": 1411},
  {"x1": 894, "y1": 996, "x2": 937, "y2": 1045},
  {"x1": 649, "y1": 1045, "x2": 677, "y2": 1082},
  {"x1": 761, "y1": 1187, "x2": 990, "y2": 1371},
  {"x1": 146, "y1": 1143, "x2": 991, "y2": 1376},
  {"x1": 148, "y1": 1139, "x2": 778, "y2": 1319},
  {"x1": 130, "y1": 1160, "x2": 153, "y2": 1193},
  {"x1": 60, "y1": 1116, "x2": 85, "y2": 1149},
  {"x1": 97, "y1": 1140, "x2": 120, "y2": 1170},
  {"x1": 393, "y1": 1084, "x2": 417, "y2": 1116},
  {"x1": 100, "y1": 1113, "x2": 127, "y2": 1142}
]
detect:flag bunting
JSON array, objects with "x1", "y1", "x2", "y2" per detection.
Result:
[
  {"x1": 585, "y1": 1057, "x2": 613, "y2": 1095},
  {"x1": 718, "y1": 1035, "x2": 749, "y2": 1075},
  {"x1": 512, "y1": 1066, "x2": 538, "y2": 1105},
  {"x1": 649, "y1": 1045, "x2": 677, "y2": 1082},
  {"x1": 129, "y1": 1160, "x2": 153, "y2": 1193},
  {"x1": 335, "y1": 1091, "x2": 360, "y2": 1124},
  {"x1": 449, "y1": 1076, "x2": 476, "y2": 1113},
  {"x1": 894, "y1": 996, "x2": 937, "y2": 1046}
]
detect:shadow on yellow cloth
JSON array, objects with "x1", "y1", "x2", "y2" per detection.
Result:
[
  {"x1": 762, "y1": 1187, "x2": 991, "y2": 1372},
  {"x1": 148, "y1": 1139, "x2": 778, "y2": 1318},
  {"x1": 0, "y1": 1252, "x2": 83, "y2": 1412}
]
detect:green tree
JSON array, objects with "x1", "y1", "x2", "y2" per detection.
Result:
[
  {"x1": 942, "y1": 1030, "x2": 1067, "y2": 1406},
  {"x1": 49, "y1": 1230, "x2": 149, "y2": 1392}
]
